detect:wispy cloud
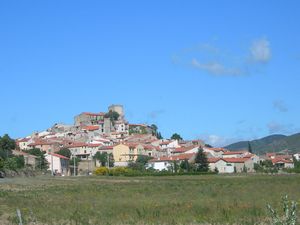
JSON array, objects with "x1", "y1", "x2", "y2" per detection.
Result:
[
  {"x1": 273, "y1": 100, "x2": 288, "y2": 112},
  {"x1": 191, "y1": 59, "x2": 243, "y2": 76},
  {"x1": 148, "y1": 109, "x2": 165, "y2": 120},
  {"x1": 201, "y1": 134, "x2": 242, "y2": 147},
  {"x1": 249, "y1": 38, "x2": 271, "y2": 63},
  {"x1": 175, "y1": 37, "x2": 272, "y2": 77},
  {"x1": 267, "y1": 121, "x2": 295, "y2": 134}
]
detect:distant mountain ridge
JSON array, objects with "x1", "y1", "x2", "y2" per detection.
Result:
[{"x1": 224, "y1": 133, "x2": 300, "y2": 155}]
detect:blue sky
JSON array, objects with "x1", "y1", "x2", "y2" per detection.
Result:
[{"x1": 1, "y1": 1, "x2": 300, "y2": 146}]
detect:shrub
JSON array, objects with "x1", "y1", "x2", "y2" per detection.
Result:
[
  {"x1": 94, "y1": 167, "x2": 109, "y2": 175},
  {"x1": 108, "y1": 167, "x2": 133, "y2": 176},
  {"x1": 267, "y1": 195, "x2": 297, "y2": 225}
]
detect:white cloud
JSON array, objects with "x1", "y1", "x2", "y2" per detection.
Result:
[
  {"x1": 267, "y1": 121, "x2": 294, "y2": 134},
  {"x1": 202, "y1": 134, "x2": 242, "y2": 147},
  {"x1": 273, "y1": 100, "x2": 288, "y2": 112},
  {"x1": 250, "y1": 38, "x2": 271, "y2": 63},
  {"x1": 175, "y1": 37, "x2": 272, "y2": 77},
  {"x1": 191, "y1": 59, "x2": 243, "y2": 76}
]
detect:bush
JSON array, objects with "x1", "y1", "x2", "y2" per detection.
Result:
[
  {"x1": 94, "y1": 167, "x2": 109, "y2": 175},
  {"x1": 267, "y1": 195, "x2": 297, "y2": 225},
  {"x1": 108, "y1": 167, "x2": 134, "y2": 176}
]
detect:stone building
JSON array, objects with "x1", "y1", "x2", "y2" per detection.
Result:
[{"x1": 74, "y1": 112, "x2": 105, "y2": 126}]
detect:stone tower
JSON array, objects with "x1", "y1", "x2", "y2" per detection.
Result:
[{"x1": 108, "y1": 104, "x2": 124, "y2": 118}]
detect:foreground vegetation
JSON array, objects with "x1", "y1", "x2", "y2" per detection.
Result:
[{"x1": 0, "y1": 174, "x2": 300, "y2": 224}]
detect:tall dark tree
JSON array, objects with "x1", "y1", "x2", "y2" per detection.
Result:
[
  {"x1": 0, "y1": 134, "x2": 16, "y2": 159},
  {"x1": 194, "y1": 147, "x2": 209, "y2": 172},
  {"x1": 156, "y1": 132, "x2": 163, "y2": 140},
  {"x1": 171, "y1": 133, "x2": 183, "y2": 141},
  {"x1": 248, "y1": 141, "x2": 253, "y2": 154},
  {"x1": 151, "y1": 124, "x2": 158, "y2": 136}
]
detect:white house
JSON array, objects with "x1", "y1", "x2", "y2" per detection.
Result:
[
  {"x1": 208, "y1": 157, "x2": 255, "y2": 173},
  {"x1": 45, "y1": 153, "x2": 69, "y2": 176},
  {"x1": 208, "y1": 158, "x2": 234, "y2": 173},
  {"x1": 272, "y1": 158, "x2": 294, "y2": 169},
  {"x1": 293, "y1": 153, "x2": 300, "y2": 161},
  {"x1": 147, "y1": 153, "x2": 196, "y2": 171},
  {"x1": 17, "y1": 137, "x2": 32, "y2": 150}
]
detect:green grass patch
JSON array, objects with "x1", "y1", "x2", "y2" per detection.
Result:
[{"x1": 0, "y1": 174, "x2": 300, "y2": 224}]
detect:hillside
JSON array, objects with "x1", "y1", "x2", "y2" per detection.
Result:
[{"x1": 225, "y1": 133, "x2": 300, "y2": 155}]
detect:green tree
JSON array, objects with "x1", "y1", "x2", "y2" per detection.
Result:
[
  {"x1": 70, "y1": 156, "x2": 81, "y2": 167},
  {"x1": 180, "y1": 159, "x2": 190, "y2": 172},
  {"x1": 0, "y1": 134, "x2": 16, "y2": 159},
  {"x1": 128, "y1": 155, "x2": 153, "y2": 171},
  {"x1": 94, "y1": 152, "x2": 114, "y2": 167},
  {"x1": 25, "y1": 148, "x2": 48, "y2": 170},
  {"x1": 3, "y1": 157, "x2": 18, "y2": 170},
  {"x1": 171, "y1": 133, "x2": 183, "y2": 141},
  {"x1": 136, "y1": 155, "x2": 152, "y2": 165},
  {"x1": 151, "y1": 124, "x2": 158, "y2": 136},
  {"x1": 173, "y1": 161, "x2": 178, "y2": 173},
  {"x1": 194, "y1": 147, "x2": 209, "y2": 172},
  {"x1": 156, "y1": 132, "x2": 163, "y2": 140},
  {"x1": 104, "y1": 111, "x2": 120, "y2": 122},
  {"x1": 57, "y1": 148, "x2": 71, "y2": 158},
  {"x1": 14, "y1": 155, "x2": 25, "y2": 169}
]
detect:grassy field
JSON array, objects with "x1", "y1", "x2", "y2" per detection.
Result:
[{"x1": 0, "y1": 174, "x2": 300, "y2": 224}]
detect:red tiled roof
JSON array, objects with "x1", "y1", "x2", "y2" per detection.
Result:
[
  {"x1": 207, "y1": 157, "x2": 223, "y2": 163},
  {"x1": 222, "y1": 151, "x2": 247, "y2": 155},
  {"x1": 223, "y1": 157, "x2": 250, "y2": 163},
  {"x1": 49, "y1": 153, "x2": 69, "y2": 160},
  {"x1": 272, "y1": 158, "x2": 293, "y2": 164},
  {"x1": 18, "y1": 138, "x2": 31, "y2": 142},
  {"x1": 123, "y1": 143, "x2": 141, "y2": 148},
  {"x1": 173, "y1": 145, "x2": 198, "y2": 153},
  {"x1": 160, "y1": 141, "x2": 171, "y2": 145},
  {"x1": 88, "y1": 143, "x2": 102, "y2": 147},
  {"x1": 99, "y1": 146, "x2": 114, "y2": 150},
  {"x1": 67, "y1": 142, "x2": 89, "y2": 148},
  {"x1": 82, "y1": 125, "x2": 100, "y2": 131},
  {"x1": 28, "y1": 140, "x2": 57, "y2": 146}
]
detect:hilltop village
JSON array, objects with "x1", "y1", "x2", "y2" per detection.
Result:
[{"x1": 13, "y1": 104, "x2": 298, "y2": 176}]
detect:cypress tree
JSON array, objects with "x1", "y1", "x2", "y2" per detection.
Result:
[{"x1": 194, "y1": 147, "x2": 209, "y2": 172}]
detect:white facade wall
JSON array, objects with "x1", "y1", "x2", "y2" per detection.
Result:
[
  {"x1": 293, "y1": 153, "x2": 300, "y2": 161},
  {"x1": 209, "y1": 160, "x2": 234, "y2": 173},
  {"x1": 147, "y1": 161, "x2": 172, "y2": 171},
  {"x1": 167, "y1": 140, "x2": 180, "y2": 148},
  {"x1": 45, "y1": 155, "x2": 68, "y2": 175}
]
